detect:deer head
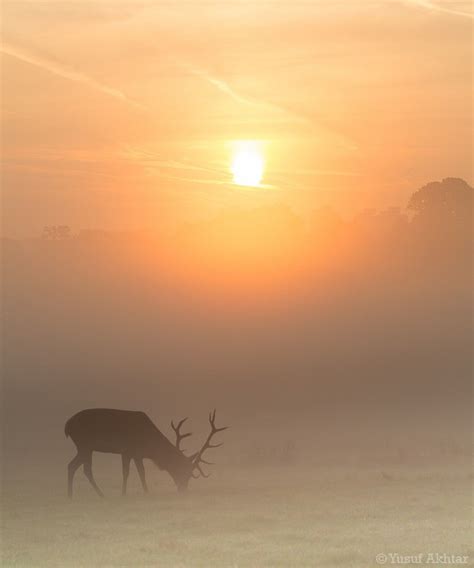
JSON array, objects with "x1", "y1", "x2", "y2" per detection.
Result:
[{"x1": 169, "y1": 410, "x2": 228, "y2": 491}]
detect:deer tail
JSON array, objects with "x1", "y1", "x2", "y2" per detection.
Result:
[{"x1": 64, "y1": 418, "x2": 72, "y2": 438}]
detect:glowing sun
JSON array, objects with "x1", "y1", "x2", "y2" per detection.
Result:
[{"x1": 231, "y1": 141, "x2": 264, "y2": 187}]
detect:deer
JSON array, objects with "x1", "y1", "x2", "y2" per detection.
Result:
[{"x1": 64, "y1": 408, "x2": 227, "y2": 498}]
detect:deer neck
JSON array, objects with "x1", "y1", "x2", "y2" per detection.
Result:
[{"x1": 150, "y1": 434, "x2": 187, "y2": 472}]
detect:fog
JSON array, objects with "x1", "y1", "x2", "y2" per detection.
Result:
[
  {"x1": 1, "y1": 177, "x2": 472, "y2": 567},
  {"x1": 2, "y1": 178, "x2": 472, "y2": 459}
]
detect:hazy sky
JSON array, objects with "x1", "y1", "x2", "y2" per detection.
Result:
[{"x1": 1, "y1": 0, "x2": 472, "y2": 236}]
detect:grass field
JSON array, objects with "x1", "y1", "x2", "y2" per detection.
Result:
[{"x1": 2, "y1": 456, "x2": 472, "y2": 567}]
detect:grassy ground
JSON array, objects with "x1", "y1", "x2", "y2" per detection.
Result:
[{"x1": 1, "y1": 459, "x2": 472, "y2": 567}]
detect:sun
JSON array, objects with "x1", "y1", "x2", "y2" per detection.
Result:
[{"x1": 231, "y1": 141, "x2": 265, "y2": 187}]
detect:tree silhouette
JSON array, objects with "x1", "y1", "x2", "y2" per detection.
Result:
[
  {"x1": 42, "y1": 225, "x2": 71, "y2": 240},
  {"x1": 407, "y1": 178, "x2": 473, "y2": 229}
]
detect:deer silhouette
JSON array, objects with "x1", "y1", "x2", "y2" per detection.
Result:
[{"x1": 65, "y1": 408, "x2": 227, "y2": 498}]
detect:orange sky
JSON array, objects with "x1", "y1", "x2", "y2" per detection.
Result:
[{"x1": 1, "y1": 0, "x2": 472, "y2": 237}]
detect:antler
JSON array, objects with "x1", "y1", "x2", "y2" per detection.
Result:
[
  {"x1": 192, "y1": 409, "x2": 228, "y2": 476},
  {"x1": 170, "y1": 417, "x2": 192, "y2": 451}
]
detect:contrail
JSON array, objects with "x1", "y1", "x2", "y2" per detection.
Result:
[
  {"x1": 404, "y1": 0, "x2": 473, "y2": 18},
  {"x1": 184, "y1": 63, "x2": 308, "y2": 124},
  {"x1": 188, "y1": 67, "x2": 259, "y2": 107},
  {"x1": 1, "y1": 42, "x2": 144, "y2": 109},
  {"x1": 183, "y1": 63, "x2": 357, "y2": 150}
]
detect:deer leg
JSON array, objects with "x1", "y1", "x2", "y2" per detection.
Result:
[
  {"x1": 67, "y1": 452, "x2": 84, "y2": 499},
  {"x1": 121, "y1": 454, "x2": 131, "y2": 496},
  {"x1": 134, "y1": 458, "x2": 149, "y2": 493},
  {"x1": 83, "y1": 452, "x2": 104, "y2": 498}
]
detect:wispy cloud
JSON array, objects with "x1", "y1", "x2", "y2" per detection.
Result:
[
  {"x1": 275, "y1": 168, "x2": 361, "y2": 177},
  {"x1": 0, "y1": 41, "x2": 144, "y2": 109},
  {"x1": 183, "y1": 63, "x2": 308, "y2": 125},
  {"x1": 124, "y1": 146, "x2": 224, "y2": 175},
  {"x1": 182, "y1": 63, "x2": 357, "y2": 152},
  {"x1": 188, "y1": 67, "x2": 254, "y2": 107},
  {"x1": 403, "y1": 0, "x2": 473, "y2": 18},
  {"x1": 123, "y1": 145, "x2": 230, "y2": 186}
]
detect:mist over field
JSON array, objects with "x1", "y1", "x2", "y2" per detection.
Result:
[
  {"x1": 1, "y1": 185, "x2": 472, "y2": 568},
  {"x1": 3, "y1": 177, "x2": 472, "y2": 430},
  {"x1": 2, "y1": 181, "x2": 471, "y2": 423},
  {"x1": 2, "y1": 178, "x2": 473, "y2": 566}
]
